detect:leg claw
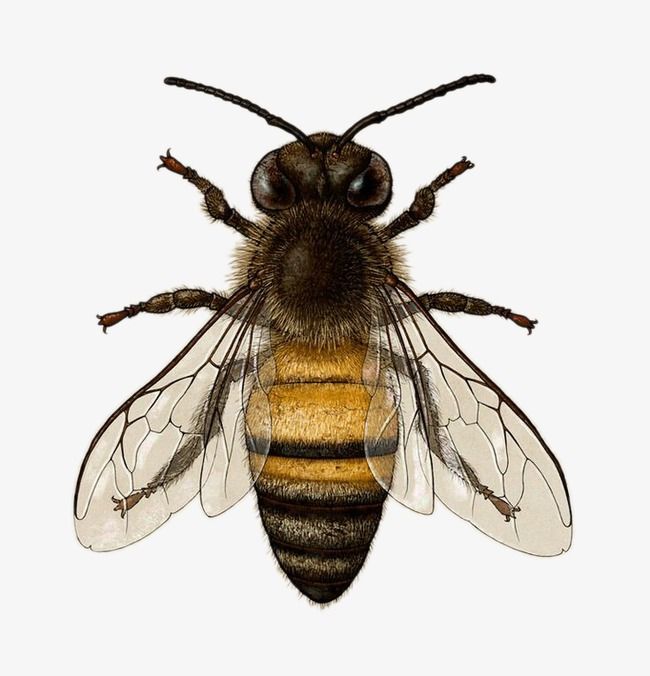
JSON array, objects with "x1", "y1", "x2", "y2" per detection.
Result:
[
  {"x1": 509, "y1": 313, "x2": 538, "y2": 334},
  {"x1": 157, "y1": 149, "x2": 187, "y2": 175},
  {"x1": 486, "y1": 494, "x2": 521, "y2": 521},
  {"x1": 111, "y1": 496, "x2": 127, "y2": 518},
  {"x1": 97, "y1": 304, "x2": 141, "y2": 331},
  {"x1": 97, "y1": 310, "x2": 128, "y2": 332},
  {"x1": 110, "y1": 488, "x2": 155, "y2": 517},
  {"x1": 450, "y1": 157, "x2": 474, "y2": 176}
]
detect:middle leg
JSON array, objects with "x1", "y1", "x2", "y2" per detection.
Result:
[
  {"x1": 98, "y1": 288, "x2": 227, "y2": 331},
  {"x1": 421, "y1": 291, "x2": 537, "y2": 333}
]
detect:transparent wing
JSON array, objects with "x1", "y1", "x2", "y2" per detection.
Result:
[
  {"x1": 200, "y1": 315, "x2": 274, "y2": 517},
  {"x1": 363, "y1": 313, "x2": 435, "y2": 514},
  {"x1": 374, "y1": 285, "x2": 572, "y2": 556},
  {"x1": 74, "y1": 289, "x2": 271, "y2": 551}
]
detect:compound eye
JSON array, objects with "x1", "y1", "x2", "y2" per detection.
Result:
[
  {"x1": 347, "y1": 153, "x2": 392, "y2": 208},
  {"x1": 251, "y1": 151, "x2": 296, "y2": 210}
]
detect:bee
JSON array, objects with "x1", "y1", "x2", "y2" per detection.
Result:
[{"x1": 74, "y1": 74, "x2": 572, "y2": 604}]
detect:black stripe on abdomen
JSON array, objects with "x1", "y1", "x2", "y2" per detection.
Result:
[
  {"x1": 267, "y1": 438, "x2": 395, "y2": 459},
  {"x1": 256, "y1": 489, "x2": 385, "y2": 604}
]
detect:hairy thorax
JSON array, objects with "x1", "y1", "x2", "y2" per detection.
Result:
[{"x1": 237, "y1": 201, "x2": 396, "y2": 347}]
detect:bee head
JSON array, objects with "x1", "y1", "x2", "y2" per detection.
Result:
[
  {"x1": 250, "y1": 133, "x2": 392, "y2": 215},
  {"x1": 164, "y1": 74, "x2": 495, "y2": 218}
]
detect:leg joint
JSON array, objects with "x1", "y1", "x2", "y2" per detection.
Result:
[{"x1": 409, "y1": 187, "x2": 435, "y2": 220}]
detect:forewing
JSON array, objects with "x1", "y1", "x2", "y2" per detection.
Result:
[
  {"x1": 385, "y1": 285, "x2": 572, "y2": 556},
  {"x1": 74, "y1": 291, "x2": 270, "y2": 551}
]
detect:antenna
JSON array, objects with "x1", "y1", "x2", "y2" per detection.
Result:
[
  {"x1": 164, "y1": 77, "x2": 316, "y2": 153},
  {"x1": 335, "y1": 74, "x2": 496, "y2": 151}
]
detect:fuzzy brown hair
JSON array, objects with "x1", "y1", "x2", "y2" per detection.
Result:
[{"x1": 234, "y1": 200, "x2": 404, "y2": 348}]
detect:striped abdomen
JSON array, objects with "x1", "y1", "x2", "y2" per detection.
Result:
[{"x1": 247, "y1": 340, "x2": 396, "y2": 604}]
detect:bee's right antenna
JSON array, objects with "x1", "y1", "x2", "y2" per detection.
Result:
[
  {"x1": 164, "y1": 77, "x2": 316, "y2": 153},
  {"x1": 335, "y1": 74, "x2": 496, "y2": 152}
]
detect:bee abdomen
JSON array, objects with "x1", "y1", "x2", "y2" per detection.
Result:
[
  {"x1": 252, "y1": 452, "x2": 392, "y2": 604},
  {"x1": 255, "y1": 486, "x2": 385, "y2": 604},
  {"x1": 247, "y1": 347, "x2": 397, "y2": 604}
]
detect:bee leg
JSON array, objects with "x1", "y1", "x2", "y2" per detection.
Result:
[
  {"x1": 486, "y1": 494, "x2": 521, "y2": 522},
  {"x1": 111, "y1": 486, "x2": 160, "y2": 518},
  {"x1": 158, "y1": 149, "x2": 257, "y2": 239},
  {"x1": 420, "y1": 292, "x2": 538, "y2": 334},
  {"x1": 379, "y1": 337, "x2": 522, "y2": 521},
  {"x1": 97, "y1": 288, "x2": 226, "y2": 331},
  {"x1": 112, "y1": 435, "x2": 205, "y2": 516},
  {"x1": 477, "y1": 486, "x2": 521, "y2": 521},
  {"x1": 458, "y1": 459, "x2": 521, "y2": 522},
  {"x1": 111, "y1": 490, "x2": 150, "y2": 517},
  {"x1": 380, "y1": 157, "x2": 474, "y2": 240}
]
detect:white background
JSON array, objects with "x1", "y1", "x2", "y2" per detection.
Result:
[{"x1": 2, "y1": 1, "x2": 648, "y2": 674}]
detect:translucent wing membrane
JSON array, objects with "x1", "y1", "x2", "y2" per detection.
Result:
[
  {"x1": 74, "y1": 290, "x2": 272, "y2": 551},
  {"x1": 363, "y1": 312, "x2": 434, "y2": 514},
  {"x1": 367, "y1": 285, "x2": 572, "y2": 556},
  {"x1": 200, "y1": 307, "x2": 274, "y2": 516}
]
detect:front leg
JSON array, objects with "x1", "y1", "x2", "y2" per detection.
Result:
[
  {"x1": 380, "y1": 157, "x2": 474, "y2": 241},
  {"x1": 97, "y1": 288, "x2": 227, "y2": 331},
  {"x1": 158, "y1": 150, "x2": 258, "y2": 239},
  {"x1": 421, "y1": 291, "x2": 537, "y2": 334}
]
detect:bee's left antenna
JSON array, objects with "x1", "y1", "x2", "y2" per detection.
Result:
[{"x1": 164, "y1": 77, "x2": 316, "y2": 153}]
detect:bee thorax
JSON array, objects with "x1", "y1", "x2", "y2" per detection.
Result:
[
  {"x1": 280, "y1": 235, "x2": 360, "y2": 301},
  {"x1": 246, "y1": 203, "x2": 390, "y2": 347}
]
